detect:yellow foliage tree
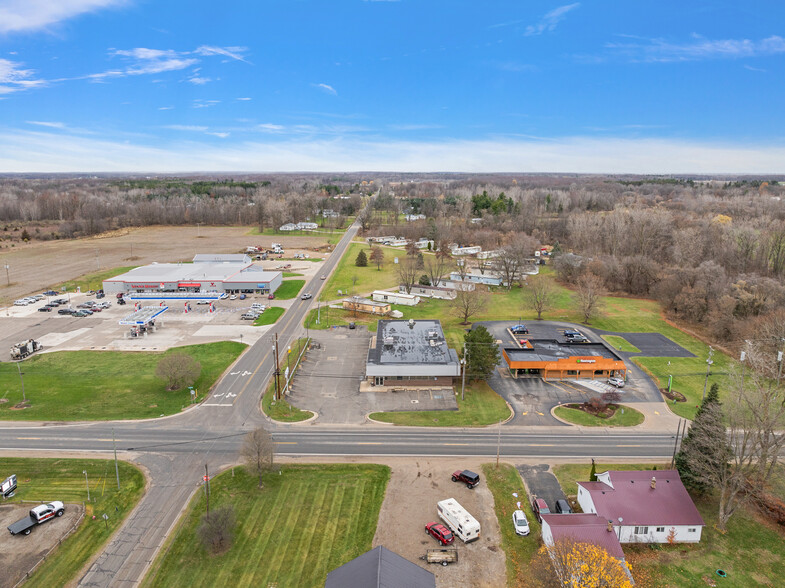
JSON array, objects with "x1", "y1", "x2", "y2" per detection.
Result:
[
  {"x1": 529, "y1": 539, "x2": 634, "y2": 588},
  {"x1": 711, "y1": 214, "x2": 732, "y2": 225}
]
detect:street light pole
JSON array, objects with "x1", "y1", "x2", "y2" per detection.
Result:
[
  {"x1": 113, "y1": 428, "x2": 120, "y2": 490},
  {"x1": 16, "y1": 363, "x2": 25, "y2": 402},
  {"x1": 461, "y1": 343, "x2": 468, "y2": 401},
  {"x1": 701, "y1": 346, "x2": 714, "y2": 401},
  {"x1": 83, "y1": 470, "x2": 90, "y2": 502}
]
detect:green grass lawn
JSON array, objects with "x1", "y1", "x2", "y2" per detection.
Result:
[
  {"x1": 145, "y1": 464, "x2": 390, "y2": 588},
  {"x1": 59, "y1": 265, "x2": 137, "y2": 293},
  {"x1": 253, "y1": 306, "x2": 284, "y2": 326},
  {"x1": 553, "y1": 463, "x2": 785, "y2": 587},
  {"x1": 282, "y1": 272, "x2": 303, "y2": 277},
  {"x1": 3, "y1": 457, "x2": 145, "y2": 588},
  {"x1": 261, "y1": 338, "x2": 313, "y2": 422},
  {"x1": 0, "y1": 342, "x2": 244, "y2": 421},
  {"x1": 368, "y1": 381, "x2": 511, "y2": 426},
  {"x1": 321, "y1": 242, "x2": 416, "y2": 299},
  {"x1": 553, "y1": 404, "x2": 645, "y2": 427},
  {"x1": 482, "y1": 463, "x2": 540, "y2": 586},
  {"x1": 602, "y1": 335, "x2": 641, "y2": 353},
  {"x1": 275, "y1": 279, "x2": 305, "y2": 299}
]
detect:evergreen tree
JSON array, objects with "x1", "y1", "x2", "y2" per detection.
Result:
[
  {"x1": 589, "y1": 460, "x2": 597, "y2": 482},
  {"x1": 355, "y1": 249, "x2": 368, "y2": 267},
  {"x1": 675, "y1": 382, "x2": 724, "y2": 493},
  {"x1": 464, "y1": 326, "x2": 501, "y2": 381}
]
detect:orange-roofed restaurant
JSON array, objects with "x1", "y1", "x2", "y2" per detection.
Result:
[{"x1": 502, "y1": 340, "x2": 627, "y2": 381}]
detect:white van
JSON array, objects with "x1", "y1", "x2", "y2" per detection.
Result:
[
  {"x1": 250, "y1": 303, "x2": 266, "y2": 311},
  {"x1": 437, "y1": 498, "x2": 481, "y2": 543}
]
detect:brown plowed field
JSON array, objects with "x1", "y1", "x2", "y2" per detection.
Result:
[{"x1": 0, "y1": 226, "x2": 331, "y2": 301}]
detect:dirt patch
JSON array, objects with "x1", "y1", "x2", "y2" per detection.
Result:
[
  {"x1": 660, "y1": 388, "x2": 686, "y2": 402},
  {"x1": 372, "y1": 458, "x2": 506, "y2": 588},
  {"x1": 564, "y1": 402, "x2": 623, "y2": 418},
  {"x1": 0, "y1": 225, "x2": 330, "y2": 301},
  {"x1": 0, "y1": 502, "x2": 84, "y2": 588}
]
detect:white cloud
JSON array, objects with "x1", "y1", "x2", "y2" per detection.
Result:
[
  {"x1": 0, "y1": 57, "x2": 45, "y2": 93},
  {"x1": 236, "y1": 97, "x2": 252, "y2": 101},
  {"x1": 524, "y1": 3, "x2": 580, "y2": 36},
  {"x1": 205, "y1": 132, "x2": 229, "y2": 138},
  {"x1": 257, "y1": 123, "x2": 285, "y2": 132},
  {"x1": 164, "y1": 125, "x2": 208, "y2": 131},
  {"x1": 194, "y1": 45, "x2": 249, "y2": 63},
  {"x1": 315, "y1": 83, "x2": 337, "y2": 95},
  {"x1": 26, "y1": 120, "x2": 66, "y2": 128},
  {"x1": 2, "y1": 131, "x2": 785, "y2": 174},
  {"x1": 606, "y1": 35, "x2": 785, "y2": 63},
  {"x1": 158, "y1": 106, "x2": 174, "y2": 110},
  {"x1": 192, "y1": 99, "x2": 220, "y2": 108},
  {"x1": 188, "y1": 76, "x2": 211, "y2": 85},
  {"x1": 0, "y1": 0, "x2": 126, "y2": 34}
]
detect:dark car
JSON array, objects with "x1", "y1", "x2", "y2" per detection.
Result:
[
  {"x1": 43, "y1": 290, "x2": 58, "y2": 296},
  {"x1": 53, "y1": 298, "x2": 67, "y2": 304},
  {"x1": 348, "y1": 322, "x2": 356, "y2": 330},
  {"x1": 511, "y1": 324, "x2": 529, "y2": 334},
  {"x1": 425, "y1": 522, "x2": 454, "y2": 545},
  {"x1": 58, "y1": 308, "x2": 75, "y2": 315},
  {"x1": 451, "y1": 470, "x2": 481, "y2": 489},
  {"x1": 96, "y1": 292, "x2": 105, "y2": 299},
  {"x1": 117, "y1": 298, "x2": 126, "y2": 305},
  {"x1": 554, "y1": 499, "x2": 573, "y2": 514},
  {"x1": 37, "y1": 306, "x2": 53, "y2": 312},
  {"x1": 532, "y1": 498, "x2": 550, "y2": 523}
]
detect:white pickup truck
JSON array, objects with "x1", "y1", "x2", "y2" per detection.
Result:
[{"x1": 7, "y1": 501, "x2": 65, "y2": 536}]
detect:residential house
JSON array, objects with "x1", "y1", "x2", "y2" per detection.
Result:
[
  {"x1": 371, "y1": 290, "x2": 420, "y2": 306},
  {"x1": 342, "y1": 298, "x2": 391, "y2": 315},
  {"x1": 325, "y1": 546, "x2": 435, "y2": 588}
]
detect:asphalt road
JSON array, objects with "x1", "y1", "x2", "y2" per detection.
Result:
[{"x1": 0, "y1": 203, "x2": 682, "y2": 587}]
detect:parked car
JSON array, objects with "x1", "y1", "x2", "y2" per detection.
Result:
[
  {"x1": 43, "y1": 290, "x2": 58, "y2": 296},
  {"x1": 531, "y1": 498, "x2": 550, "y2": 523},
  {"x1": 239, "y1": 294, "x2": 246, "y2": 300},
  {"x1": 14, "y1": 299, "x2": 29, "y2": 306},
  {"x1": 240, "y1": 313, "x2": 257, "y2": 320},
  {"x1": 451, "y1": 470, "x2": 481, "y2": 489},
  {"x1": 117, "y1": 298, "x2": 126, "y2": 305},
  {"x1": 607, "y1": 376, "x2": 625, "y2": 388},
  {"x1": 348, "y1": 322, "x2": 356, "y2": 330},
  {"x1": 301, "y1": 293, "x2": 312, "y2": 300},
  {"x1": 425, "y1": 522, "x2": 454, "y2": 545},
  {"x1": 512, "y1": 510, "x2": 530, "y2": 536},
  {"x1": 230, "y1": 294, "x2": 237, "y2": 300},
  {"x1": 96, "y1": 292, "x2": 105, "y2": 299},
  {"x1": 268, "y1": 293, "x2": 275, "y2": 299},
  {"x1": 554, "y1": 499, "x2": 573, "y2": 514},
  {"x1": 37, "y1": 306, "x2": 53, "y2": 312},
  {"x1": 58, "y1": 308, "x2": 75, "y2": 315},
  {"x1": 76, "y1": 309, "x2": 93, "y2": 316},
  {"x1": 320, "y1": 275, "x2": 326, "y2": 280},
  {"x1": 90, "y1": 306, "x2": 102, "y2": 312},
  {"x1": 196, "y1": 300, "x2": 210, "y2": 305},
  {"x1": 53, "y1": 298, "x2": 67, "y2": 305},
  {"x1": 511, "y1": 324, "x2": 529, "y2": 335}
]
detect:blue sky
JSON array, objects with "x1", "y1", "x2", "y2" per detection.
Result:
[{"x1": 1, "y1": 0, "x2": 784, "y2": 173}]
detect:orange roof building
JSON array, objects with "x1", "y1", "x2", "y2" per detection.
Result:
[{"x1": 502, "y1": 341, "x2": 626, "y2": 381}]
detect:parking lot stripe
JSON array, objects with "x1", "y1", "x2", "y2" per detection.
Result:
[
  {"x1": 16, "y1": 437, "x2": 41, "y2": 440},
  {"x1": 202, "y1": 403, "x2": 234, "y2": 407}
]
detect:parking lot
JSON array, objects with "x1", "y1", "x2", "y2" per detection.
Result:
[{"x1": 475, "y1": 320, "x2": 674, "y2": 426}]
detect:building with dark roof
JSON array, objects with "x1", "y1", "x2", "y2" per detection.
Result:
[
  {"x1": 540, "y1": 513, "x2": 626, "y2": 560},
  {"x1": 366, "y1": 319, "x2": 460, "y2": 388},
  {"x1": 502, "y1": 340, "x2": 626, "y2": 381},
  {"x1": 325, "y1": 545, "x2": 435, "y2": 588},
  {"x1": 577, "y1": 470, "x2": 704, "y2": 543}
]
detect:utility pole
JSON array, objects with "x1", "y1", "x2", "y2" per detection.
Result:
[
  {"x1": 273, "y1": 333, "x2": 281, "y2": 401},
  {"x1": 701, "y1": 346, "x2": 714, "y2": 401},
  {"x1": 4, "y1": 264, "x2": 9, "y2": 286},
  {"x1": 83, "y1": 470, "x2": 91, "y2": 502},
  {"x1": 113, "y1": 428, "x2": 120, "y2": 490},
  {"x1": 670, "y1": 419, "x2": 683, "y2": 468},
  {"x1": 16, "y1": 363, "x2": 25, "y2": 402},
  {"x1": 204, "y1": 464, "x2": 210, "y2": 515},
  {"x1": 461, "y1": 343, "x2": 468, "y2": 401},
  {"x1": 496, "y1": 419, "x2": 502, "y2": 468}
]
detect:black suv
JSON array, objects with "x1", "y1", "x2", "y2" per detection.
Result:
[
  {"x1": 554, "y1": 499, "x2": 573, "y2": 514},
  {"x1": 451, "y1": 470, "x2": 481, "y2": 489}
]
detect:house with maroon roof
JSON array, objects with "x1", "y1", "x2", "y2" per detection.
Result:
[
  {"x1": 541, "y1": 513, "x2": 626, "y2": 560},
  {"x1": 577, "y1": 470, "x2": 705, "y2": 544}
]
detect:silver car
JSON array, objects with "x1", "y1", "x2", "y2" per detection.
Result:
[
  {"x1": 512, "y1": 510, "x2": 530, "y2": 536},
  {"x1": 608, "y1": 376, "x2": 625, "y2": 388}
]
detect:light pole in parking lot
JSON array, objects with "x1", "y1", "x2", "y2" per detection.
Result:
[{"x1": 4, "y1": 264, "x2": 8, "y2": 286}]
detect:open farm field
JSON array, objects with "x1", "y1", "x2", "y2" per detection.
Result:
[{"x1": 0, "y1": 225, "x2": 328, "y2": 302}]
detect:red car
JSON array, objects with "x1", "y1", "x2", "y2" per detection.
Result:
[{"x1": 425, "y1": 522, "x2": 454, "y2": 545}]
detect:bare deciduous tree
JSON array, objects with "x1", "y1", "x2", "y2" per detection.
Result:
[
  {"x1": 155, "y1": 353, "x2": 201, "y2": 391},
  {"x1": 523, "y1": 274, "x2": 555, "y2": 320},
  {"x1": 198, "y1": 505, "x2": 236, "y2": 554},
  {"x1": 369, "y1": 246, "x2": 384, "y2": 270},
  {"x1": 425, "y1": 249, "x2": 452, "y2": 287},
  {"x1": 450, "y1": 284, "x2": 489, "y2": 325},
  {"x1": 575, "y1": 272, "x2": 604, "y2": 324},
  {"x1": 396, "y1": 257, "x2": 420, "y2": 294},
  {"x1": 241, "y1": 427, "x2": 275, "y2": 488}
]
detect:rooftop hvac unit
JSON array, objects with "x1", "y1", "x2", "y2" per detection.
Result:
[
  {"x1": 429, "y1": 339, "x2": 440, "y2": 347},
  {"x1": 384, "y1": 336, "x2": 395, "y2": 346},
  {"x1": 427, "y1": 330, "x2": 438, "y2": 339},
  {"x1": 408, "y1": 318, "x2": 415, "y2": 329}
]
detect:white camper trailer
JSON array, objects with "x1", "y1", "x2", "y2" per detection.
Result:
[{"x1": 437, "y1": 498, "x2": 481, "y2": 543}]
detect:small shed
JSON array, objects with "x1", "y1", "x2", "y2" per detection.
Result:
[{"x1": 325, "y1": 546, "x2": 435, "y2": 588}]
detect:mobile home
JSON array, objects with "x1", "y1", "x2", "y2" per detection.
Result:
[{"x1": 437, "y1": 498, "x2": 480, "y2": 543}]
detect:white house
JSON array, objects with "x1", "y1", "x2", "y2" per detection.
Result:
[
  {"x1": 450, "y1": 245, "x2": 482, "y2": 256},
  {"x1": 279, "y1": 223, "x2": 298, "y2": 231},
  {"x1": 404, "y1": 284, "x2": 457, "y2": 300},
  {"x1": 577, "y1": 470, "x2": 705, "y2": 544},
  {"x1": 372, "y1": 290, "x2": 420, "y2": 306},
  {"x1": 448, "y1": 271, "x2": 507, "y2": 287}
]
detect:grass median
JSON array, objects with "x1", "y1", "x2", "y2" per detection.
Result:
[
  {"x1": 261, "y1": 338, "x2": 313, "y2": 422},
  {"x1": 274, "y1": 279, "x2": 305, "y2": 299},
  {"x1": 553, "y1": 404, "x2": 645, "y2": 427},
  {"x1": 602, "y1": 335, "x2": 641, "y2": 353},
  {"x1": 3, "y1": 457, "x2": 145, "y2": 588},
  {"x1": 368, "y1": 381, "x2": 511, "y2": 426},
  {"x1": 145, "y1": 464, "x2": 390, "y2": 588},
  {"x1": 0, "y1": 342, "x2": 244, "y2": 421},
  {"x1": 253, "y1": 306, "x2": 284, "y2": 326}
]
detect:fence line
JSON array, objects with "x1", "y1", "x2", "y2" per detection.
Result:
[{"x1": 12, "y1": 502, "x2": 86, "y2": 588}]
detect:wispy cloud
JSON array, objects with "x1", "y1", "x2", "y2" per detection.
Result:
[
  {"x1": 194, "y1": 45, "x2": 250, "y2": 64},
  {"x1": 164, "y1": 125, "x2": 208, "y2": 131},
  {"x1": 524, "y1": 3, "x2": 580, "y2": 36},
  {"x1": 158, "y1": 106, "x2": 174, "y2": 110},
  {"x1": 744, "y1": 64, "x2": 767, "y2": 73},
  {"x1": 188, "y1": 76, "x2": 212, "y2": 85},
  {"x1": 314, "y1": 83, "x2": 337, "y2": 95},
  {"x1": 26, "y1": 120, "x2": 66, "y2": 128},
  {"x1": 606, "y1": 34, "x2": 785, "y2": 63},
  {"x1": 192, "y1": 99, "x2": 220, "y2": 108},
  {"x1": 3, "y1": 130, "x2": 785, "y2": 174},
  {"x1": 0, "y1": 0, "x2": 126, "y2": 34},
  {"x1": 0, "y1": 58, "x2": 45, "y2": 94},
  {"x1": 205, "y1": 131, "x2": 230, "y2": 138},
  {"x1": 388, "y1": 123, "x2": 444, "y2": 131},
  {"x1": 257, "y1": 123, "x2": 285, "y2": 132},
  {"x1": 236, "y1": 97, "x2": 252, "y2": 101}
]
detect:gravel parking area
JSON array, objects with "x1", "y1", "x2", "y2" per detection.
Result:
[
  {"x1": 0, "y1": 502, "x2": 84, "y2": 588},
  {"x1": 372, "y1": 458, "x2": 506, "y2": 588}
]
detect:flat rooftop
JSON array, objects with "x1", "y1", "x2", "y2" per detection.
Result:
[
  {"x1": 504, "y1": 340, "x2": 622, "y2": 363},
  {"x1": 367, "y1": 320, "x2": 460, "y2": 377},
  {"x1": 105, "y1": 261, "x2": 277, "y2": 284}
]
